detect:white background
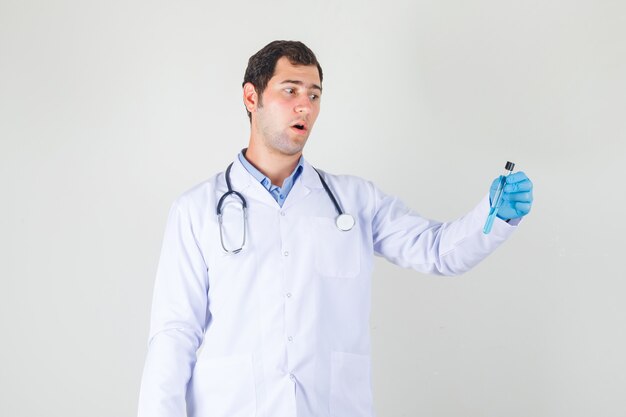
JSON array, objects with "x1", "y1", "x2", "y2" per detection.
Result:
[{"x1": 1, "y1": 0, "x2": 625, "y2": 416}]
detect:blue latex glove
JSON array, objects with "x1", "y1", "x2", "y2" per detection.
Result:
[{"x1": 489, "y1": 171, "x2": 533, "y2": 220}]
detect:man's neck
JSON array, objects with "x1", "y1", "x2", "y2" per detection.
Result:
[{"x1": 244, "y1": 143, "x2": 301, "y2": 188}]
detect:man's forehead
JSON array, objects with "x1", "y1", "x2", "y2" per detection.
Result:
[{"x1": 270, "y1": 57, "x2": 321, "y2": 87}]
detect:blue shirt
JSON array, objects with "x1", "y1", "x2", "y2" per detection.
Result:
[{"x1": 238, "y1": 150, "x2": 304, "y2": 207}]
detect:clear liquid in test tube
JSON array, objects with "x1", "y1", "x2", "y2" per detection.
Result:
[{"x1": 483, "y1": 161, "x2": 515, "y2": 234}]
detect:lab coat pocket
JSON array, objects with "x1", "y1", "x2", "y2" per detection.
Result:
[
  {"x1": 330, "y1": 351, "x2": 374, "y2": 417},
  {"x1": 187, "y1": 354, "x2": 256, "y2": 417},
  {"x1": 314, "y1": 218, "x2": 361, "y2": 278}
]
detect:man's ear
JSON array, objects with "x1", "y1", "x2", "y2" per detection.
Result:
[{"x1": 243, "y1": 82, "x2": 259, "y2": 113}]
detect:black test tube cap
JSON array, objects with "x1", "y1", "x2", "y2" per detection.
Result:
[{"x1": 505, "y1": 161, "x2": 515, "y2": 171}]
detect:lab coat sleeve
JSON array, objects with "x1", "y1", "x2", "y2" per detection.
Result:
[
  {"x1": 371, "y1": 185, "x2": 517, "y2": 276},
  {"x1": 138, "y1": 199, "x2": 209, "y2": 417}
]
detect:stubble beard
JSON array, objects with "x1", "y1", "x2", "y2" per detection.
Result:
[
  {"x1": 259, "y1": 118, "x2": 308, "y2": 156},
  {"x1": 263, "y1": 130, "x2": 306, "y2": 156}
]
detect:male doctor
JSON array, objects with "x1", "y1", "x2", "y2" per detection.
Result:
[{"x1": 138, "y1": 40, "x2": 533, "y2": 417}]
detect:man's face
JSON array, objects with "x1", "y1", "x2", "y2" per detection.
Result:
[{"x1": 251, "y1": 57, "x2": 322, "y2": 156}]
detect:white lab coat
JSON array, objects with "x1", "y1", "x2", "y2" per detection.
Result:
[{"x1": 138, "y1": 157, "x2": 518, "y2": 417}]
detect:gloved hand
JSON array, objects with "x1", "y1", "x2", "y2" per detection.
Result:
[{"x1": 489, "y1": 171, "x2": 533, "y2": 220}]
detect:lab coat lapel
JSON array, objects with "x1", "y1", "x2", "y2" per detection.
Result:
[
  {"x1": 281, "y1": 160, "x2": 322, "y2": 210},
  {"x1": 229, "y1": 157, "x2": 278, "y2": 208}
]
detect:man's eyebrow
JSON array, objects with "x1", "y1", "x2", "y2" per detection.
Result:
[{"x1": 280, "y1": 79, "x2": 322, "y2": 92}]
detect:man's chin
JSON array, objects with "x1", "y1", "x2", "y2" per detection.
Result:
[
  {"x1": 278, "y1": 144, "x2": 306, "y2": 156},
  {"x1": 269, "y1": 135, "x2": 307, "y2": 156}
]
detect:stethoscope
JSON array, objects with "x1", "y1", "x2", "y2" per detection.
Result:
[{"x1": 217, "y1": 162, "x2": 355, "y2": 254}]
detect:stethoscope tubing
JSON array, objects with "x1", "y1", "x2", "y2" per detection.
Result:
[
  {"x1": 216, "y1": 163, "x2": 247, "y2": 215},
  {"x1": 216, "y1": 162, "x2": 355, "y2": 253},
  {"x1": 313, "y1": 168, "x2": 344, "y2": 216}
]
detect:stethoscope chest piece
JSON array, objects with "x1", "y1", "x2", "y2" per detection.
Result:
[{"x1": 336, "y1": 213, "x2": 355, "y2": 231}]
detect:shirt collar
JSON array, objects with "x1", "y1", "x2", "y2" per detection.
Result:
[{"x1": 238, "y1": 148, "x2": 304, "y2": 190}]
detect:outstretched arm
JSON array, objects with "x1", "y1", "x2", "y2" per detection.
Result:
[{"x1": 371, "y1": 174, "x2": 533, "y2": 275}]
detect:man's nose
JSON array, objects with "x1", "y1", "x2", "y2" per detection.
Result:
[{"x1": 294, "y1": 97, "x2": 312, "y2": 114}]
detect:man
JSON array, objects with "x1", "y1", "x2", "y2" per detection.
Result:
[{"x1": 138, "y1": 40, "x2": 533, "y2": 417}]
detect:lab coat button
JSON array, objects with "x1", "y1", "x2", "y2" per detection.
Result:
[
  {"x1": 288, "y1": 336, "x2": 293, "y2": 341},
  {"x1": 283, "y1": 251, "x2": 289, "y2": 257},
  {"x1": 280, "y1": 211, "x2": 286, "y2": 216},
  {"x1": 289, "y1": 373, "x2": 296, "y2": 381},
  {"x1": 286, "y1": 292, "x2": 292, "y2": 298}
]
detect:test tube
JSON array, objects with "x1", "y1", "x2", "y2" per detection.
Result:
[{"x1": 483, "y1": 161, "x2": 515, "y2": 234}]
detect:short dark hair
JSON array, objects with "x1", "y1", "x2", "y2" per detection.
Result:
[{"x1": 243, "y1": 40, "x2": 323, "y2": 120}]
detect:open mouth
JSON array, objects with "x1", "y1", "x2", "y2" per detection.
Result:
[{"x1": 291, "y1": 122, "x2": 307, "y2": 134}]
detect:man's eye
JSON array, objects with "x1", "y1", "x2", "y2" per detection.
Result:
[
  {"x1": 309, "y1": 94, "x2": 319, "y2": 101},
  {"x1": 284, "y1": 88, "x2": 294, "y2": 94}
]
